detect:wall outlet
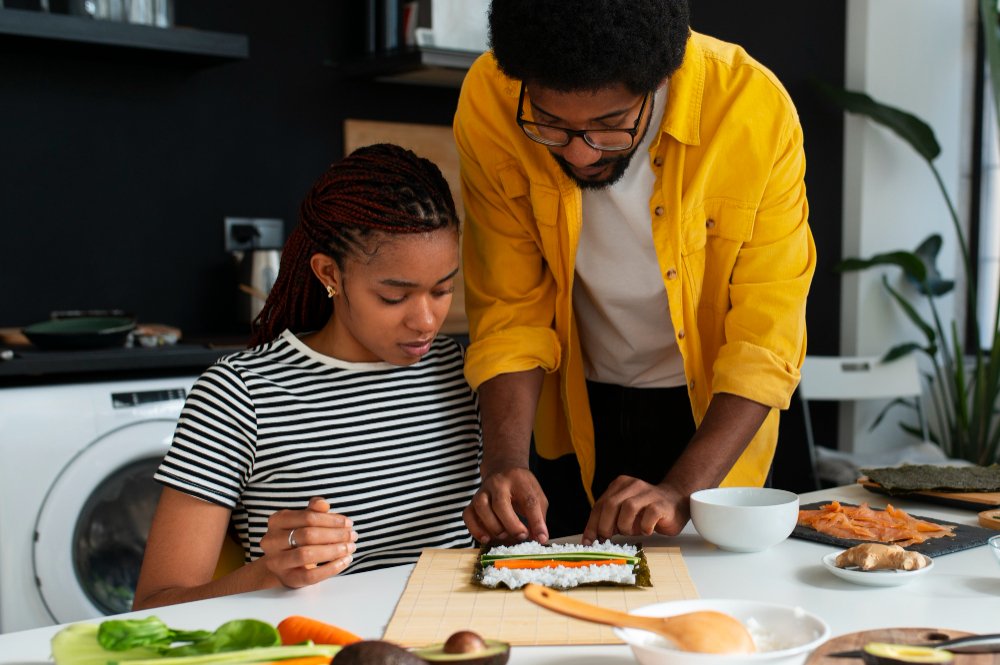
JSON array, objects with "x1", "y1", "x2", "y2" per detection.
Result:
[{"x1": 224, "y1": 217, "x2": 284, "y2": 252}]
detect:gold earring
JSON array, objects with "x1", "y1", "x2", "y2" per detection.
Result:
[{"x1": 325, "y1": 284, "x2": 337, "y2": 298}]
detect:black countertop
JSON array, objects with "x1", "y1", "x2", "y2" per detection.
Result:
[{"x1": 0, "y1": 342, "x2": 240, "y2": 386}]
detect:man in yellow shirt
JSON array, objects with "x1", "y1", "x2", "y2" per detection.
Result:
[{"x1": 456, "y1": 0, "x2": 816, "y2": 544}]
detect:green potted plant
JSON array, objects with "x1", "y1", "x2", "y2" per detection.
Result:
[{"x1": 815, "y1": 2, "x2": 1000, "y2": 466}]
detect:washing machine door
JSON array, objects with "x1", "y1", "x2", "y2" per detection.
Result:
[{"x1": 33, "y1": 419, "x2": 176, "y2": 624}]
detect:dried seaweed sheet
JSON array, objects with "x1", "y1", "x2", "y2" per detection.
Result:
[
  {"x1": 472, "y1": 543, "x2": 652, "y2": 590},
  {"x1": 861, "y1": 464, "x2": 1000, "y2": 493}
]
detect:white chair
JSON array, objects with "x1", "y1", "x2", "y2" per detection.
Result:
[{"x1": 798, "y1": 354, "x2": 933, "y2": 489}]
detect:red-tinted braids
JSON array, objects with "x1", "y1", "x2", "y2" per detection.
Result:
[{"x1": 249, "y1": 143, "x2": 459, "y2": 347}]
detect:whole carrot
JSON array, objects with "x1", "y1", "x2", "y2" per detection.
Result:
[
  {"x1": 492, "y1": 558, "x2": 626, "y2": 569},
  {"x1": 277, "y1": 616, "x2": 362, "y2": 646}
]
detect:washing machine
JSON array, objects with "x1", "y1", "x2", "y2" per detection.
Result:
[{"x1": 0, "y1": 375, "x2": 197, "y2": 633}]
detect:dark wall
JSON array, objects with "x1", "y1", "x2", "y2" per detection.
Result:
[{"x1": 0, "y1": 1, "x2": 459, "y2": 337}]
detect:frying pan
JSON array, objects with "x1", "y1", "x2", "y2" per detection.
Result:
[{"x1": 22, "y1": 315, "x2": 136, "y2": 350}]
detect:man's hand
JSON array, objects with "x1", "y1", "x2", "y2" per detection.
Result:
[
  {"x1": 582, "y1": 476, "x2": 688, "y2": 544},
  {"x1": 464, "y1": 466, "x2": 550, "y2": 545}
]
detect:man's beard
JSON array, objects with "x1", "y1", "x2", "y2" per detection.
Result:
[
  {"x1": 547, "y1": 92, "x2": 654, "y2": 190},
  {"x1": 551, "y1": 149, "x2": 639, "y2": 189}
]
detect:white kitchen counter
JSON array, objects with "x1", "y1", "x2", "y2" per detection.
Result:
[{"x1": 1, "y1": 484, "x2": 997, "y2": 664}]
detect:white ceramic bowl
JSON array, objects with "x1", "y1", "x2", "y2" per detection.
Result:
[
  {"x1": 614, "y1": 598, "x2": 830, "y2": 665},
  {"x1": 690, "y1": 487, "x2": 799, "y2": 552}
]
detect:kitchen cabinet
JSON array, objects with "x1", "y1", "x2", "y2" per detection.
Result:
[{"x1": 0, "y1": 7, "x2": 248, "y2": 63}]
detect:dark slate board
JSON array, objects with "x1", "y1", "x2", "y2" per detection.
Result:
[{"x1": 791, "y1": 501, "x2": 996, "y2": 557}]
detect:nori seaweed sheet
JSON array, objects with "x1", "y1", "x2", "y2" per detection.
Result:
[
  {"x1": 861, "y1": 464, "x2": 1000, "y2": 493},
  {"x1": 472, "y1": 543, "x2": 652, "y2": 590}
]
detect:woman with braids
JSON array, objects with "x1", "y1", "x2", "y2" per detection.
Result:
[{"x1": 133, "y1": 143, "x2": 481, "y2": 609}]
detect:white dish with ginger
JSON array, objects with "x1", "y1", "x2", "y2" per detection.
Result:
[{"x1": 822, "y1": 545, "x2": 934, "y2": 587}]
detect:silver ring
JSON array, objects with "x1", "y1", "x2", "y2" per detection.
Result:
[{"x1": 288, "y1": 528, "x2": 298, "y2": 548}]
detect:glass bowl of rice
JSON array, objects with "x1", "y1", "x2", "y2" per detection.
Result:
[{"x1": 614, "y1": 598, "x2": 830, "y2": 665}]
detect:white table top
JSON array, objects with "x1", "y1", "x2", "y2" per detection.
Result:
[{"x1": 1, "y1": 484, "x2": 997, "y2": 664}]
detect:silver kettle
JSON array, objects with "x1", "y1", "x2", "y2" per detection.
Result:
[
  {"x1": 238, "y1": 249, "x2": 281, "y2": 323},
  {"x1": 228, "y1": 220, "x2": 283, "y2": 325}
]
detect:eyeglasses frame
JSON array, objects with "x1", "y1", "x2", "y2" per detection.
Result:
[{"x1": 515, "y1": 82, "x2": 650, "y2": 152}]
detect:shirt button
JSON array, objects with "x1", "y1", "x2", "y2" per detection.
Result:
[
  {"x1": 654, "y1": 157, "x2": 664, "y2": 167},
  {"x1": 666, "y1": 268, "x2": 677, "y2": 280},
  {"x1": 689, "y1": 380, "x2": 696, "y2": 390},
  {"x1": 654, "y1": 206, "x2": 664, "y2": 216},
  {"x1": 677, "y1": 329, "x2": 685, "y2": 340},
  {"x1": 706, "y1": 218, "x2": 716, "y2": 229}
]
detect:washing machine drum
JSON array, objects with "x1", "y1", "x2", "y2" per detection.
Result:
[{"x1": 34, "y1": 419, "x2": 176, "y2": 623}]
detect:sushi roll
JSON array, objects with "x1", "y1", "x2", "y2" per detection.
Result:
[{"x1": 473, "y1": 541, "x2": 651, "y2": 590}]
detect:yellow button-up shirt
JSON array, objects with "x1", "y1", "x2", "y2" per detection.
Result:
[{"x1": 454, "y1": 32, "x2": 816, "y2": 503}]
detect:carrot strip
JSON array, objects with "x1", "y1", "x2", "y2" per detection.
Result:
[
  {"x1": 492, "y1": 558, "x2": 627, "y2": 569},
  {"x1": 255, "y1": 658, "x2": 333, "y2": 665},
  {"x1": 277, "y1": 615, "x2": 362, "y2": 646}
]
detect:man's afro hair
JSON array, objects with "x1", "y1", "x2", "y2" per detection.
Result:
[{"x1": 488, "y1": 0, "x2": 690, "y2": 93}]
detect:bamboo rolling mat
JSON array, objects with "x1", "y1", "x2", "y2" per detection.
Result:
[{"x1": 382, "y1": 547, "x2": 697, "y2": 647}]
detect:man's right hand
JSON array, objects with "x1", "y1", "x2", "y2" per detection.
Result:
[{"x1": 464, "y1": 466, "x2": 550, "y2": 545}]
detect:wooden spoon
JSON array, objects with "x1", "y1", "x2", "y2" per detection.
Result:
[{"x1": 523, "y1": 583, "x2": 756, "y2": 654}]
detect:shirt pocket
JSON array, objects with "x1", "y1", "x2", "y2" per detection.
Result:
[
  {"x1": 682, "y1": 199, "x2": 756, "y2": 312},
  {"x1": 497, "y1": 164, "x2": 560, "y2": 227}
]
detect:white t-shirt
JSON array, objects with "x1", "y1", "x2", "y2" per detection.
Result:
[{"x1": 573, "y1": 85, "x2": 686, "y2": 388}]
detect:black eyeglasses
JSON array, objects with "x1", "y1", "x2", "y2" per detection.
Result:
[{"x1": 515, "y1": 82, "x2": 649, "y2": 152}]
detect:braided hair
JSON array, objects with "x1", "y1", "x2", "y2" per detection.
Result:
[{"x1": 249, "y1": 143, "x2": 459, "y2": 347}]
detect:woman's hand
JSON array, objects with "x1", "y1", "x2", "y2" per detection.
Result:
[{"x1": 259, "y1": 497, "x2": 358, "y2": 588}]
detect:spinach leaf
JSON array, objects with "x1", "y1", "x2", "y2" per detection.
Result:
[
  {"x1": 161, "y1": 620, "x2": 280, "y2": 656},
  {"x1": 98, "y1": 617, "x2": 211, "y2": 652}
]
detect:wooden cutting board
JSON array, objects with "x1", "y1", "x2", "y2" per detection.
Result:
[
  {"x1": 806, "y1": 628, "x2": 998, "y2": 665},
  {"x1": 859, "y1": 477, "x2": 1000, "y2": 510},
  {"x1": 981, "y1": 509, "x2": 1000, "y2": 530}
]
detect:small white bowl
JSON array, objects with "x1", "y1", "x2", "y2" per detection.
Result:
[
  {"x1": 614, "y1": 598, "x2": 830, "y2": 665},
  {"x1": 690, "y1": 487, "x2": 799, "y2": 552}
]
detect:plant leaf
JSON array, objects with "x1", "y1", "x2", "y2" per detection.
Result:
[
  {"x1": 910, "y1": 234, "x2": 955, "y2": 296},
  {"x1": 812, "y1": 79, "x2": 941, "y2": 162},
  {"x1": 883, "y1": 342, "x2": 931, "y2": 362},
  {"x1": 883, "y1": 275, "x2": 936, "y2": 344},
  {"x1": 835, "y1": 251, "x2": 927, "y2": 282}
]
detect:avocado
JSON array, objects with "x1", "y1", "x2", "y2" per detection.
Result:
[
  {"x1": 334, "y1": 639, "x2": 425, "y2": 665},
  {"x1": 412, "y1": 630, "x2": 511, "y2": 665},
  {"x1": 861, "y1": 642, "x2": 955, "y2": 665}
]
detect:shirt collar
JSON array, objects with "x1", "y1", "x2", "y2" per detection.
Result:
[{"x1": 656, "y1": 31, "x2": 704, "y2": 148}]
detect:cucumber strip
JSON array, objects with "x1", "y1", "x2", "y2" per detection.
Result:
[{"x1": 480, "y1": 552, "x2": 638, "y2": 564}]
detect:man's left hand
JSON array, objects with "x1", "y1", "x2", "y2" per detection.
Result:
[{"x1": 582, "y1": 476, "x2": 689, "y2": 543}]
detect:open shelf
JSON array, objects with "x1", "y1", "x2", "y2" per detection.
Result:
[
  {"x1": 330, "y1": 46, "x2": 480, "y2": 87},
  {"x1": 0, "y1": 8, "x2": 248, "y2": 62}
]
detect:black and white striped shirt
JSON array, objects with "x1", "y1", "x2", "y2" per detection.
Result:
[{"x1": 154, "y1": 329, "x2": 481, "y2": 573}]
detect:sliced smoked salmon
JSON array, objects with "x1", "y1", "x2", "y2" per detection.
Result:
[{"x1": 796, "y1": 501, "x2": 955, "y2": 547}]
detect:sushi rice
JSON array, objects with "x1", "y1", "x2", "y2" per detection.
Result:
[{"x1": 478, "y1": 541, "x2": 642, "y2": 590}]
